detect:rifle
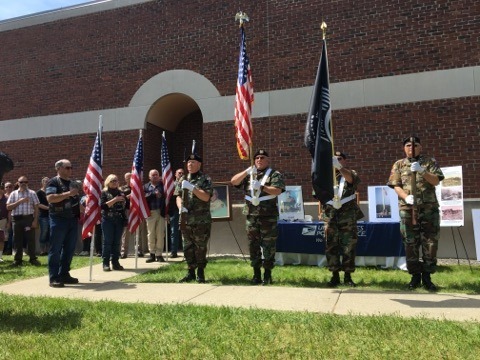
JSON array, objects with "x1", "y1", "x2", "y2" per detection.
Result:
[
  {"x1": 410, "y1": 136, "x2": 417, "y2": 225},
  {"x1": 179, "y1": 147, "x2": 188, "y2": 232}
]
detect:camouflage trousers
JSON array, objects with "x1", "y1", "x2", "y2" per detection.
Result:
[
  {"x1": 246, "y1": 215, "x2": 278, "y2": 270},
  {"x1": 182, "y1": 222, "x2": 211, "y2": 270},
  {"x1": 400, "y1": 205, "x2": 440, "y2": 274},
  {"x1": 324, "y1": 212, "x2": 358, "y2": 273}
]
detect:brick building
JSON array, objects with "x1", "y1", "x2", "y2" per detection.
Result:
[{"x1": 1, "y1": 0, "x2": 479, "y2": 257}]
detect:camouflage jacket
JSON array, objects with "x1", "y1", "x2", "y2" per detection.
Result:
[
  {"x1": 174, "y1": 171, "x2": 213, "y2": 223},
  {"x1": 238, "y1": 167, "x2": 285, "y2": 217},
  {"x1": 387, "y1": 154, "x2": 444, "y2": 208},
  {"x1": 321, "y1": 170, "x2": 364, "y2": 221}
]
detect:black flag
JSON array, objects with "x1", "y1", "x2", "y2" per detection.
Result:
[{"x1": 304, "y1": 38, "x2": 333, "y2": 204}]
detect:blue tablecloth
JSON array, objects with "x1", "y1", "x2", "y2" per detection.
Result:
[{"x1": 277, "y1": 221, "x2": 405, "y2": 257}]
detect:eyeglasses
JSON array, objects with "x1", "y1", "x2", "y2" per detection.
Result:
[
  {"x1": 19, "y1": 181, "x2": 28, "y2": 184},
  {"x1": 255, "y1": 156, "x2": 266, "y2": 160},
  {"x1": 64, "y1": 166, "x2": 73, "y2": 170},
  {"x1": 111, "y1": 179, "x2": 119, "y2": 183}
]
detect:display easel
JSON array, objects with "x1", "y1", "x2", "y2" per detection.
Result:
[{"x1": 450, "y1": 226, "x2": 473, "y2": 272}]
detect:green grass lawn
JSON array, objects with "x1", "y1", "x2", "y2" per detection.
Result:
[
  {"x1": 1, "y1": 256, "x2": 480, "y2": 358},
  {"x1": 1, "y1": 293, "x2": 480, "y2": 359},
  {"x1": 127, "y1": 257, "x2": 480, "y2": 294}
]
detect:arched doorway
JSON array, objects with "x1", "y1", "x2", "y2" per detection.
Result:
[{"x1": 129, "y1": 69, "x2": 221, "y2": 174}]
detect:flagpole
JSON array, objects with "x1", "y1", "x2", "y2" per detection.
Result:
[
  {"x1": 89, "y1": 230, "x2": 95, "y2": 281},
  {"x1": 321, "y1": 22, "x2": 339, "y2": 203}
]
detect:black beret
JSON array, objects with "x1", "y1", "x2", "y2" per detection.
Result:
[
  {"x1": 254, "y1": 149, "x2": 269, "y2": 158},
  {"x1": 403, "y1": 136, "x2": 421, "y2": 145},
  {"x1": 334, "y1": 151, "x2": 347, "y2": 159},
  {"x1": 185, "y1": 153, "x2": 202, "y2": 162}
]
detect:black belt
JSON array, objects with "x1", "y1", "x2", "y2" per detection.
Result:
[{"x1": 13, "y1": 214, "x2": 33, "y2": 220}]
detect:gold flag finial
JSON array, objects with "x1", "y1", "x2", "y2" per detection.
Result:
[
  {"x1": 235, "y1": 11, "x2": 250, "y2": 27},
  {"x1": 321, "y1": 21, "x2": 327, "y2": 40}
]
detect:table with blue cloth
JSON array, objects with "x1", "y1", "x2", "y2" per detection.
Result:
[{"x1": 275, "y1": 220, "x2": 406, "y2": 269}]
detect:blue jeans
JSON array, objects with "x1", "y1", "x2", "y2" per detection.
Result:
[
  {"x1": 38, "y1": 216, "x2": 50, "y2": 247},
  {"x1": 170, "y1": 211, "x2": 181, "y2": 253},
  {"x1": 101, "y1": 216, "x2": 123, "y2": 266},
  {"x1": 48, "y1": 216, "x2": 78, "y2": 283}
]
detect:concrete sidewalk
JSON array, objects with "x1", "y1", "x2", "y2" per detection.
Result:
[{"x1": 1, "y1": 257, "x2": 479, "y2": 322}]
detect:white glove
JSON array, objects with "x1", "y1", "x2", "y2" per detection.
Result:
[
  {"x1": 245, "y1": 166, "x2": 257, "y2": 176},
  {"x1": 251, "y1": 180, "x2": 261, "y2": 191},
  {"x1": 410, "y1": 162, "x2": 425, "y2": 174},
  {"x1": 332, "y1": 157, "x2": 343, "y2": 170},
  {"x1": 181, "y1": 180, "x2": 195, "y2": 192},
  {"x1": 405, "y1": 195, "x2": 414, "y2": 205},
  {"x1": 181, "y1": 207, "x2": 188, "y2": 213}
]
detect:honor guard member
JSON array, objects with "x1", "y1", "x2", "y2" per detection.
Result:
[
  {"x1": 231, "y1": 149, "x2": 285, "y2": 285},
  {"x1": 322, "y1": 151, "x2": 364, "y2": 287},
  {"x1": 175, "y1": 153, "x2": 212, "y2": 283},
  {"x1": 388, "y1": 136, "x2": 444, "y2": 291}
]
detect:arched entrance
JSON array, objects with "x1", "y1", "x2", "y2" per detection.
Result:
[{"x1": 129, "y1": 70, "x2": 221, "y2": 174}]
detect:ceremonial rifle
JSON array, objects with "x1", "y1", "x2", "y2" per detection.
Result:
[
  {"x1": 410, "y1": 136, "x2": 418, "y2": 225},
  {"x1": 179, "y1": 147, "x2": 188, "y2": 232}
]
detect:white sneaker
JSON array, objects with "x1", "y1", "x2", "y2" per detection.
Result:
[{"x1": 0, "y1": 258, "x2": 4, "y2": 263}]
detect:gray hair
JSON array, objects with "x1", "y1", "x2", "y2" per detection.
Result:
[{"x1": 55, "y1": 159, "x2": 70, "y2": 170}]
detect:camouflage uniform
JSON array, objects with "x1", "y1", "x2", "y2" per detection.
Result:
[
  {"x1": 174, "y1": 171, "x2": 212, "y2": 270},
  {"x1": 321, "y1": 171, "x2": 364, "y2": 273},
  {"x1": 388, "y1": 154, "x2": 444, "y2": 274},
  {"x1": 238, "y1": 168, "x2": 285, "y2": 270}
]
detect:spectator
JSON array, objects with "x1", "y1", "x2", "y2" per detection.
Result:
[
  {"x1": 46, "y1": 159, "x2": 81, "y2": 288},
  {"x1": 37, "y1": 177, "x2": 50, "y2": 256},
  {"x1": 6, "y1": 176, "x2": 40, "y2": 267},
  {"x1": 100, "y1": 174, "x2": 127, "y2": 271},
  {"x1": 144, "y1": 169, "x2": 167, "y2": 263}
]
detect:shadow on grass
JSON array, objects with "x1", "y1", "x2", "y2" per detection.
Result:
[{"x1": 0, "y1": 309, "x2": 83, "y2": 332}]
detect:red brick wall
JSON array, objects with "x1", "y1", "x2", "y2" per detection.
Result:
[{"x1": 0, "y1": 0, "x2": 479, "y2": 200}]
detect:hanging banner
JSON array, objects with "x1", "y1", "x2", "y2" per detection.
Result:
[{"x1": 435, "y1": 166, "x2": 464, "y2": 227}]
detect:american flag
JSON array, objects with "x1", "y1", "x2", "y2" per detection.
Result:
[
  {"x1": 234, "y1": 25, "x2": 254, "y2": 160},
  {"x1": 161, "y1": 132, "x2": 174, "y2": 209},
  {"x1": 82, "y1": 119, "x2": 103, "y2": 239},
  {"x1": 128, "y1": 131, "x2": 150, "y2": 233}
]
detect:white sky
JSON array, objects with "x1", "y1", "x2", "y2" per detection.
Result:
[{"x1": 0, "y1": 0, "x2": 92, "y2": 21}]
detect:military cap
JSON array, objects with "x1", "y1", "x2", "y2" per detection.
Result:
[
  {"x1": 403, "y1": 136, "x2": 421, "y2": 145},
  {"x1": 334, "y1": 151, "x2": 347, "y2": 159},
  {"x1": 185, "y1": 153, "x2": 202, "y2": 162},
  {"x1": 254, "y1": 149, "x2": 269, "y2": 158}
]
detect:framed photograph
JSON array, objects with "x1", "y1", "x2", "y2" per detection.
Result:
[
  {"x1": 210, "y1": 183, "x2": 232, "y2": 221},
  {"x1": 278, "y1": 186, "x2": 305, "y2": 221},
  {"x1": 367, "y1": 186, "x2": 400, "y2": 223}
]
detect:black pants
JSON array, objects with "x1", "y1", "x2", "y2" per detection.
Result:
[{"x1": 12, "y1": 215, "x2": 36, "y2": 262}]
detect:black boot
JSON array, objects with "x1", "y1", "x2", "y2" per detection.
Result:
[
  {"x1": 197, "y1": 268, "x2": 206, "y2": 283},
  {"x1": 422, "y1": 272, "x2": 437, "y2": 292},
  {"x1": 344, "y1": 272, "x2": 356, "y2": 287},
  {"x1": 146, "y1": 253, "x2": 156, "y2": 263},
  {"x1": 251, "y1": 267, "x2": 262, "y2": 285},
  {"x1": 327, "y1": 271, "x2": 340, "y2": 288},
  {"x1": 112, "y1": 261, "x2": 124, "y2": 271},
  {"x1": 179, "y1": 269, "x2": 196, "y2": 283},
  {"x1": 263, "y1": 269, "x2": 273, "y2": 285},
  {"x1": 407, "y1": 273, "x2": 422, "y2": 290}
]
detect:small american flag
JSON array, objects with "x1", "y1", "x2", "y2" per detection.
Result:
[
  {"x1": 82, "y1": 118, "x2": 103, "y2": 239},
  {"x1": 128, "y1": 131, "x2": 150, "y2": 233},
  {"x1": 234, "y1": 25, "x2": 254, "y2": 160},
  {"x1": 161, "y1": 132, "x2": 174, "y2": 209}
]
